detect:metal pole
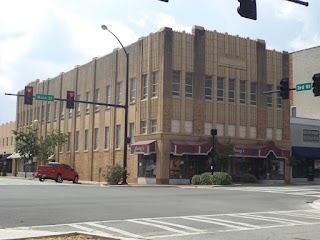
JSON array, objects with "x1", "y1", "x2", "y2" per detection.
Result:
[
  {"x1": 101, "y1": 25, "x2": 129, "y2": 184},
  {"x1": 285, "y1": 0, "x2": 308, "y2": 6},
  {"x1": 210, "y1": 129, "x2": 217, "y2": 175}
]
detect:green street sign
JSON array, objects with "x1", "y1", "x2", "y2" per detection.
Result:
[
  {"x1": 296, "y1": 82, "x2": 312, "y2": 92},
  {"x1": 36, "y1": 94, "x2": 54, "y2": 102}
]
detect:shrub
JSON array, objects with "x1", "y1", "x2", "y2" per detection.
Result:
[
  {"x1": 191, "y1": 175, "x2": 201, "y2": 185},
  {"x1": 1, "y1": 166, "x2": 7, "y2": 177},
  {"x1": 200, "y1": 172, "x2": 213, "y2": 185},
  {"x1": 103, "y1": 164, "x2": 125, "y2": 185},
  {"x1": 232, "y1": 173, "x2": 257, "y2": 183},
  {"x1": 212, "y1": 172, "x2": 232, "y2": 185}
]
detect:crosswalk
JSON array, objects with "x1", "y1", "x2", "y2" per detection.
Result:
[
  {"x1": 217, "y1": 185, "x2": 320, "y2": 198},
  {"x1": 5, "y1": 209, "x2": 320, "y2": 240}
]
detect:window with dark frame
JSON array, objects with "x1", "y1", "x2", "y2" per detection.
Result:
[
  {"x1": 217, "y1": 77, "x2": 224, "y2": 101},
  {"x1": 205, "y1": 76, "x2": 212, "y2": 100}
]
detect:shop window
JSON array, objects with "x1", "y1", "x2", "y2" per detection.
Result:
[
  {"x1": 138, "y1": 155, "x2": 156, "y2": 178},
  {"x1": 170, "y1": 155, "x2": 208, "y2": 179}
]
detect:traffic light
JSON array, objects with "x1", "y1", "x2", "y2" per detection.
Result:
[
  {"x1": 66, "y1": 91, "x2": 75, "y2": 109},
  {"x1": 158, "y1": 0, "x2": 168, "y2": 2},
  {"x1": 237, "y1": 0, "x2": 257, "y2": 20},
  {"x1": 24, "y1": 86, "x2": 33, "y2": 105},
  {"x1": 280, "y1": 78, "x2": 289, "y2": 100},
  {"x1": 312, "y1": 73, "x2": 320, "y2": 97}
]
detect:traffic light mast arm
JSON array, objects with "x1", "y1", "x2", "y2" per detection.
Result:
[
  {"x1": 262, "y1": 88, "x2": 295, "y2": 94},
  {"x1": 285, "y1": 0, "x2": 308, "y2": 6}
]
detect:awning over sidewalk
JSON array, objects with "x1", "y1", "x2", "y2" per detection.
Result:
[
  {"x1": 7, "y1": 152, "x2": 22, "y2": 159},
  {"x1": 292, "y1": 146, "x2": 320, "y2": 158},
  {"x1": 170, "y1": 138, "x2": 213, "y2": 156},
  {"x1": 130, "y1": 140, "x2": 156, "y2": 155}
]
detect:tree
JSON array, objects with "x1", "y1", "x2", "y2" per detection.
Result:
[{"x1": 209, "y1": 138, "x2": 234, "y2": 172}]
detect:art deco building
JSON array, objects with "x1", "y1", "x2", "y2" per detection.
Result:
[{"x1": 16, "y1": 26, "x2": 291, "y2": 184}]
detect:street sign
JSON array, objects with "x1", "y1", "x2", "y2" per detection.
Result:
[
  {"x1": 296, "y1": 82, "x2": 312, "y2": 92},
  {"x1": 36, "y1": 94, "x2": 54, "y2": 101}
]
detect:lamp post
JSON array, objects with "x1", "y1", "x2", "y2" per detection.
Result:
[
  {"x1": 210, "y1": 129, "x2": 217, "y2": 175},
  {"x1": 101, "y1": 25, "x2": 129, "y2": 185}
]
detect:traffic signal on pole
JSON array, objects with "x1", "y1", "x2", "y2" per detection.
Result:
[
  {"x1": 24, "y1": 86, "x2": 33, "y2": 105},
  {"x1": 237, "y1": 0, "x2": 257, "y2": 20},
  {"x1": 312, "y1": 73, "x2": 320, "y2": 97},
  {"x1": 66, "y1": 91, "x2": 75, "y2": 109},
  {"x1": 280, "y1": 78, "x2": 290, "y2": 100}
]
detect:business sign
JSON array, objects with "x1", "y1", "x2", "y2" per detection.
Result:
[{"x1": 303, "y1": 129, "x2": 320, "y2": 142}]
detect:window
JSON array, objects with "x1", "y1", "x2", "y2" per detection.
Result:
[
  {"x1": 94, "y1": 128, "x2": 99, "y2": 150},
  {"x1": 130, "y1": 78, "x2": 136, "y2": 102},
  {"x1": 172, "y1": 71, "x2": 180, "y2": 96},
  {"x1": 106, "y1": 85, "x2": 111, "y2": 108},
  {"x1": 217, "y1": 124, "x2": 224, "y2": 137},
  {"x1": 129, "y1": 123, "x2": 135, "y2": 144},
  {"x1": 228, "y1": 125, "x2": 236, "y2": 137},
  {"x1": 276, "y1": 129, "x2": 283, "y2": 141},
  {"x1": 250, "y1": 127, "x2": 257, "y2": 138},
  {"x1": 217, "y1": 77, "x2": 224, "y2": 101},
  {"x1": 250, "y1": 82, "x2": 257, "y2": 105},
  {"x1": 152, "y1": 72, "x2": 158, "y2": 97},
  {"x1": 41, "y1": 106, "x2": 45, "y2": 121},
  {"x1": 267, "y1": 128, "x2": 273, "y2": 139},
  {"x1": 266, "y1": 84, "x2": 273, "y2": 107},
  {"x1": 240, "y1": 80, "x2": 246, "y2": 104},
  {"x1": 68, "y1": 108, "x2": 72, "y2": 118},
  {"x1": 142, "y1": 74, "x2": 148, "y2": 99},
  {"x1": 171, "y1": 120, "x2": 180, "y2": 133},
  {"x1": 75, "y1": 131, "x2": 79, "y2": 151},
  {"x1": 76, "y1": 95, "x2": 80, "y2": 115},
  {"x1": 95, "y1": 89, "x2": 100, "y2": 111},
  {"x1": 185, "y1": 72, "x2": 193, "y2": 98},
  {"x1": 151, "y1": 120, "x2": 157, "y2": 133},
  {"x1": 11, "y1": 136, "x2": 13, "y2": 145},
  {"x1": 86, "y1": 92, "x2": 90, "y2": 113},
  {"x1": 277, "y1": 86, "x2": 282, "y2": 108},
  {"x1": 104, "y1": 127, "x2": 110, "y2": 149},
  {"x1": 67, "y1": 132, "x2": 71, "y2": 152},
  {"x1": 291, "y1": 106, "x2": 297, "y2": 117},
  {"x1": 117, "y1": 82, "x2": 122, "y2": 104},
  {"x1": 84, "y1": 129, "x2": 88, "y2": 151},
  {"x1": 228, "y1": 79, "x2": 235, "y2": 103},
  {"x1": 185, "y1": 121, "x2": 193, "y2": 134},
  {"x1": 54, "y1": 102, "x2": 57, "y2": 120},
  {"x1": 46, "y1": 105, "x2": 50, "y2": 121},
  {"x1": 141, "y1": 121, "x2": 147, "y2": 134},
  {"x1": 204, "y1": 123, "x2": 213, "y2": 135},
  {"x1": 116, "y1": 125, "x2": 121, "y2": 149},
  {"x1": 239, "y1": 126, "x2": 246, "y2": 138},
  {"x1": 205, "y1": 76, "x2": 212, "y2": 100}
]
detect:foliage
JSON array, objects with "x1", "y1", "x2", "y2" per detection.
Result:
[
  {"x1": 13, "y1": 128, "x2": 67, "y2": 162},
  {"x1": 1, "y1": 166, "x2": 7, "y2": 176},
  {"x1": 212, "y1": 172, "x2": 233, "y2": 185},
  {"x1": 231, "y1": 173, "x2": 257, "y2": 183},
  {"x1": 209, "y1": 138, "x2": 234, "y2": 172},
  {"x1": 200, "y1": 172, "x2": 212, "y2": 185},
  {"x1": 104, "y1": 164, "x2": 126, "y2": 185},
  {"x1": 191, "y1": 175, "x2": 201, "y2": 185}
]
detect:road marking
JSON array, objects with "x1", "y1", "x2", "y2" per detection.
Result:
[
  {"x1": 191, "y1": 216, "x2": 260, "y2": 229},
  {"x1": 237, "y1": 213, "x2": 308, "y2": 225},
  {"x1": 142, "y1": 218, "x2": 204, "y2": 232},
  {"x1": 182, "y1": 216, "x2": 249, "y2": 230}
]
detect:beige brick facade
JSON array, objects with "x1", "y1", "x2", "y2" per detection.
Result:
[{"x1": 15, "y1": 26, "x2": 291, "y2": 183}]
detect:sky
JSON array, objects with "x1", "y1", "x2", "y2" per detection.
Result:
[{"x1": 0, "y1": 0, "x2": 319, "y2": 125}]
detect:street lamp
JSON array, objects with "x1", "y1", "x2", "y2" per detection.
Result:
[
  {"x1": 211, "y1": 129, "x2": 217, "y2": 175},
  {"x1": 101, "y1": 25, "x2": 129, "y2": 185}
]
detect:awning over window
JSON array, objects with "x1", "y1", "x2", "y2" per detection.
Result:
[
  {"x1": 233, "y1": 141, "x2": 290, "y2": 158},
  {"x1": 170, "y1": 138, "x2": 212, "y2": 156},
  {"x1": 292, "y1": 146, "x2": 320, "y2": 158},
  {"x1": 7, "y1": 152, "x2": 22, "y2": 159},
  {"x1": 130, "y1": 140, "x2": 156, "y2": 155}
]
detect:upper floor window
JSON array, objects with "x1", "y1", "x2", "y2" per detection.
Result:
[
  {"x1": 75, "y1": 131, "x2": 79, "y2": 151},
  {"x1": 185, "y1": 72, "x2": 193, "y2": 98},
  {"x1": 142, "y1": 74, "x2": 148, "y2": 99},
  {"x1": 106, "y1": 85, "x2": 111, "y2": 109},
  {"x1": 141, "y1": 121, "x2": 147, "y2": 134},
  {"x1": 54, "y1": 102, "x2": 58, "y2": 120},
  {"x1": 277, "y1": 86, "x2": 282, "y2": 108},
  {"x1": 130, "y1": 78, "x2": 136, "y2": 102},
  {"x1": 95, "y1": 89, "x2": 100, "y2": 111},
  {"x1": 104, "y1": 127, "x2": 110, "y2": 150},
  {"x1": 217, "y1": 77, "x2": 224, "y2": 102},
  {"x1": 151, "y1": 120, "x2": 157, "y2": 133},
  {"x1": 84, "y1": 129, "x2": 88, "y2": 151},
  {"x1": 85, "y1": 92, "x2": 90, "y2": 113},
  {"x1": 152, "y1": 71, "x2": 158, "y2": 97},
  {"x1": 205, "y1": 76, "x2": 212, "y2": 100},
  {"x1": 94, "y1": 128, "x2": 99, "y2": 150},
  {"x1": 228, "y1": 79, "x2": 235, "y2": 103},
  {"x1": 76, "y1": 95, "x2": 80, "y2": 115},
  {"x1": 240, "y1": 80, "x2": 246, "y2": 104},
  {"x1": 250, "y1": 82, "x2": 257, "y2": 105},
  {"x1": 129, "y1": 123, "x2": 135, "y2": 144},
  {"x1": 116, "y1": 125, "x2": 121, "y2": 149},
  {"x1": 266, "y1": 84, "x2": 273, "y2": 107},
  {"x1": 172, "y1": 71, "x2": 180, "y2": 96},
  {"x1": 117, "y1": 82, "x2": 122, "y2": 104}
]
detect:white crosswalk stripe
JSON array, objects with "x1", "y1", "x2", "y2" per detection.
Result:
[{"x1": 3, "y1": 209, "x2": 320, "y2": 240}]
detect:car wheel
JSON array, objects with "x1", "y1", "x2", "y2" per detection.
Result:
[
  {"x1": 39, "y1": 177, "x2": 44, "y2": 182},
  {"x1": 56, "y1": 174, "x2": 63, "y2": 183},
  {"x1": 73, "y1": 176, "x2": 79, "y2": 184}
]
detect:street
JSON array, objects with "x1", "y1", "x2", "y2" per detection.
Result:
[{"x1": 1, "y1": 178, "x2": 320, "y2": 239}]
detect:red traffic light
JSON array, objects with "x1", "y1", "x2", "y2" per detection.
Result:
[
  {"x1": 66, "y1": 91, "x2": 75, "y2": 109},
  {"x1": 24, "y1": 86, "x2": 33, "y2": 105}
]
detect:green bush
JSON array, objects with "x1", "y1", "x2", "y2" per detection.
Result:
[
  {"x1": 1, "y1": 166, "x2": 7, "y2": 177},
  {"x1": 191, "y1": 175, "x2": 201, "y2": 185},
  {"x1": 103, "y1": 164, "x2": 125, "y2": 185},
  {"x1": 200, "y1": 172, "x2": 213, "y2": 185},
  {"x1": 212, "y1": 172, "x2": 232, "y2": 185},
  {"x1": 232, "y1": 173, "x2": 257, "y2": 183}
]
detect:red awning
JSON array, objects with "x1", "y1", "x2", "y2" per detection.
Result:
[
  {"x1": 233, "y1": 141, "x2": 290, "y2": 158},
  {"x1": 130, "y1": 140, "x2": 156, "y2": 155},
  {"x1": 170, "y1": 138, "x2": 212, "y2": 156}
]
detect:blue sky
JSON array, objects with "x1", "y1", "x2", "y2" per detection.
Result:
[{"x1": 0, "y1": 0, "x2": 319, "y2": 125}]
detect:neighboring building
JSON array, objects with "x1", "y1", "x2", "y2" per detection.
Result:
[
  {"x1": 16, "y1": 26, "x2": 291, "y2": 184},
  {"x1": 0, "y1": 121, "x2": 16, "y2": 175},
  {"x1": 289, "y1": 46, "x2": 320, "y2": 182}
]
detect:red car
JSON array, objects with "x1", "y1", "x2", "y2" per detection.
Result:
[{"x1": 35, "y1": 162, "x2": 79, "y2": 184}]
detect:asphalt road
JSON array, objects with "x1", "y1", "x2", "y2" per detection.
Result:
[{"x1": 1, "y1": 178, "x2": 320, "y2": 239}]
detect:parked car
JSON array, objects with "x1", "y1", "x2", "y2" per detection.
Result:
[{"x1": 35, "y1": 162, "x2": 79, "y2": 184}]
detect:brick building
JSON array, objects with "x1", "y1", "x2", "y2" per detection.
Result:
[
  {"x1": 16, "y1": 26, "x2": 291, "y2": 184},
  {"x1": 0, "y1": 121, "x2": 16, "y2": 175}
]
